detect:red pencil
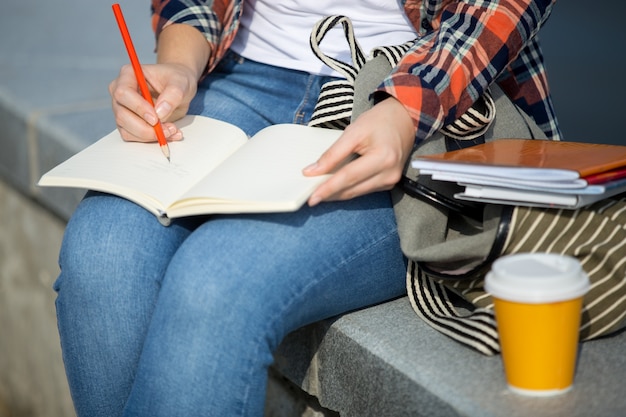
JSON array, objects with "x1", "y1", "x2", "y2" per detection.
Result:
[{"x1": 112, "y1": 3, "x2": 170, "y2": 162}]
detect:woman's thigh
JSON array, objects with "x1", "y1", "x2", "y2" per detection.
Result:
[
  {"x1": 122, "y1": 192, "x2": 406, "y2": 416},
  {"x1": 158, "y1": 192, "x2": 405, "y2": 343},
  {"x1": 54, "y1": 191, "x2": 204, "y2": 417}
]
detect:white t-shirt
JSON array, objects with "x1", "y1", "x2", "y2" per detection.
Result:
[{"x1": 229, "y1": 0, "x2": 416, "y2": 77}]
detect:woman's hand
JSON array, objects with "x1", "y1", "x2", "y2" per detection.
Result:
[
  {"x1": 303, "y1": 96, "x2": 416, "y2": 205},
  {"x1": 109, "y1": 62, "x2": 198, "y2": 143},
  {"x1": 108, "y1": 23, "x2": 210, "y2": 143}
]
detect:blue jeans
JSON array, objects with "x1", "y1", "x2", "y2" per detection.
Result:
[{"x1": 54, "y1": 51, "x2": 407, "y2": 417}]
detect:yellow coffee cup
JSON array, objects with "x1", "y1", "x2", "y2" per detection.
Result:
[{"x1": 485, "y1": 253, "x2": 590, "y2": 396}]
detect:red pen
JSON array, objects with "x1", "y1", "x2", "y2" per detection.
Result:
[{"x1": 112, "y1": 3, "x2": 171, "y2": 162}]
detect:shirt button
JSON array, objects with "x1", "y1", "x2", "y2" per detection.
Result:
[{"x1": 421, "y1": 18, "x2": 433, "y2": 31}]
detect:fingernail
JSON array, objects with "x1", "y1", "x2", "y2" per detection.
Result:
[
  {"x1": 170, "y1": 130, "x2": 183, "y2": 141},
  {"x1": 144, "y1": 112, "x2": 158, "y2": 126},
  {"x1": 303, "y1": 162, "x2": 318, "y2": 172},
  {"x1": 308, "y1": 195, "x2": 321, "y2": 207},
  {"x1": 155, "y1": 101, "x2": 172, "y2": 119}
]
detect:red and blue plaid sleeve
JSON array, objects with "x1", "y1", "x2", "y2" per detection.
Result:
[{"x1": 381, "y1": 0, "x2": 561, "y2": 141}]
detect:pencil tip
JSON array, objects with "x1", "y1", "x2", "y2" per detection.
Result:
[{"x1": 161, "y1": 143, "x2": 171, "y2": 162}]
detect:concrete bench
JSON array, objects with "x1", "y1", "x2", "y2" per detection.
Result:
[{"x1": 1, "y1": 1, "x2": 625, "y2": 416}]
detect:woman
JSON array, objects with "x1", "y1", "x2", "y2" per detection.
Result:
[{"x1": 54, "y1": 1, "x2": 559, "y2": 415}]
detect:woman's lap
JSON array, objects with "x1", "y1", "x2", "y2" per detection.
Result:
[
  {"x1": 54, "y1": 53, "x2": 407, "y2": 417},
  {"x1": 122, "y1": 192, "x2": 405, "y2": 415}
]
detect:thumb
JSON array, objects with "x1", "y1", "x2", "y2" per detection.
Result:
[
  {"x1": 154, "y1": 99, "x2": 174, "y2": 122},
  {"x1": 303, "y1": 131, "x2": 357, "y2": 176},
  {"x1": 154, "y1": 80, "x2": 187, "y2": 121}
]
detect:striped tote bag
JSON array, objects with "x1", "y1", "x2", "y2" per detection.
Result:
[
  {"x1": 408, "y1": 199, "x2": 626, "y2": 356},
  {"x1": 305, "y1": 15, "x2": 626, "y2": 355}
]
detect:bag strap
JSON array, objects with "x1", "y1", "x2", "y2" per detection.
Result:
[
  {"x1": 307, "y1": 15, "x2": 414, "y2": 129},
  {"x1": 406, "y1": 261, "x2": 501, "y2": 355},
  {"x1": 309, "y1": 15, "x2": 366, "y2": 82}
]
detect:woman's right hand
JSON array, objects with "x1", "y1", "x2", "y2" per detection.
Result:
[
  {"x1": 109, "y1": 62, "x2": 198, "y2": 143},
  {"x1": 109, "y1": 23, "x2": 211, "y2": 143}
]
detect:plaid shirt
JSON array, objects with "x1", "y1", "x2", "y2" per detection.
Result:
[{"x1": 151, "y1": 0, "x2": 561, "y2": 141}]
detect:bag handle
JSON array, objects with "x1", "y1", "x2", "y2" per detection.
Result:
[
  {"x1": 308, "y1": 15, "x2": 496, "y2": 139},
  {"x1": 307, "y1": 16, "x2": 413, "y2": 129},
  {"x1": 309, "y1": 15, "x2": 366, "y2": 82}
]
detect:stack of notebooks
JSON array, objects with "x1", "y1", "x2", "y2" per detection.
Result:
[{"x1": 412, "y1": 139, "x2": 626, "y2": 209}]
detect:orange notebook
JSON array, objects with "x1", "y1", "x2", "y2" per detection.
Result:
[{"x1": 412, "y1": 139, "x2": 626, "y2": 182}]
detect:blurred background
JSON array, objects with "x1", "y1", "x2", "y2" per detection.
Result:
[{"x1": 541, "y1": 2, "x2": 625, "y2": 145}]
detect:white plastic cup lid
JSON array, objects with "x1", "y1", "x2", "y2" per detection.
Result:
[{"x1": 485, "y1": 253, "x2": 590, "y2": 303}]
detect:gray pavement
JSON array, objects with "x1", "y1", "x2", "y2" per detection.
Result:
[{"x1": 0, "y1": 0, "x2": 155, "y2": 217}]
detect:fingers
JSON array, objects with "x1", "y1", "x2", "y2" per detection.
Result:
[
  {"x1": 307, "y1": 139, "x2": 405, "y2": 205},
  {"x1": 303, "y1": 125, "x2": 359, "y2": 176},
  {"x1": 109, "y1": 64, "x2": 187, "y2": 143},
  {"x1": 304, "y1": 97, "x2": 416, "y2": 206},
  {"x1": 115, "y1": 122, "x2": 181, "y2": 144},
  {"x1": 154, "y1": 80, "x2": 188, "y2": 122},
  {"x1": 152, "y1": 63, "x2": 197, "y2": 122}
]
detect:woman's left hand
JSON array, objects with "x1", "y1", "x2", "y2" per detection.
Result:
[{"x1": 303, "y1": 96, "x2": 416, "y2": 206}]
